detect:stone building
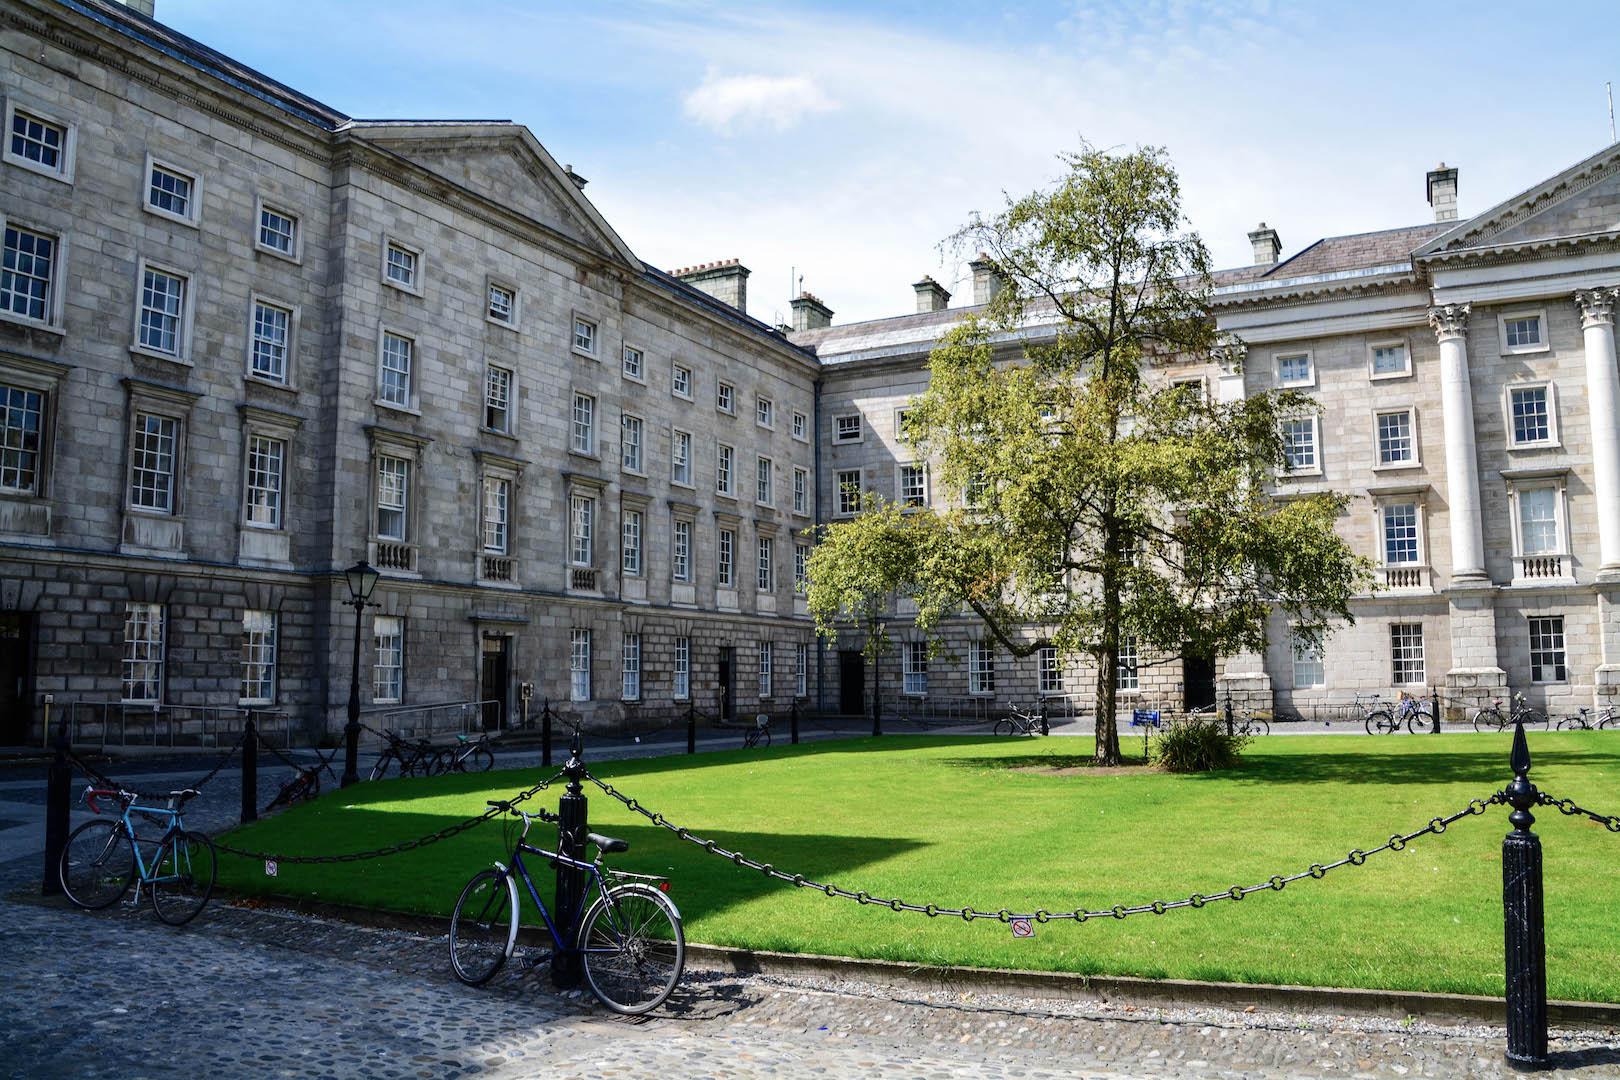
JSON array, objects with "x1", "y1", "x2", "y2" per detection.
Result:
[
  {"x1": 0, "y1": 0, "x2": 818, "y2": 742},
  {"x1": 3, "y1": 0, "x2": 1617, "y2": 745},
  {"x1": 791, "y1": 152, "x2": 1620, "y2": 721}
]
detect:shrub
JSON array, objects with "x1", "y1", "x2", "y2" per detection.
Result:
[{"x1": 1151, "y1": 717, "x2": 1248, "y2": 773}]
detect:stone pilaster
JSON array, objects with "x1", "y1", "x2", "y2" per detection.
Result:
[
  {"x1": 1428, "y1": 303, "x2": 1487, "y2": 582},
  {"x1": 1444, "y1": 583, "x2": 1508, "y2": 713},
  {"x1": 1218, "y1": 648, "x2": 1272, "y2": 715},
  {"x1": 1575, "y1": 288, "x2": 1620, "y2": 574}
]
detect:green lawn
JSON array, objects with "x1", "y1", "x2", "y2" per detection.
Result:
[{"x1": 217, "y1": 733, "x2": 1620, "y2": 1002}]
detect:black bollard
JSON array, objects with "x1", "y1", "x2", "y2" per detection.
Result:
[
  {"x1": 1431, "y1": 687, "x2": 1442, "y2": 734},
  {"x1": 872, "y1": 688, "x2": 882, "y2": 737},
  {"x1": 241, "y1": 713, "x2": 258, "y2": 824},
  {"x1": 551, "y1": 728, "x2": 587, "y2": 989},
  {"x1": 42, "y1": 718, "x2": 71, "y2": 896},
  {"x1": 687, "y1": 700, "x2": 696, "y2": 755},
  {"x1": 1501, "y1": 722, "x2": 1548, "y2": 1071},
  {"x1": 791, "y1": 701, "x2": 800, "y2": 745},
  {"x1": 1039, "y1": 700, "x2": 1049, "y2": 737},
  {"x1": 1224, "y1": 687, "x2": 1235, "y2": 738},
  {"x1": 541, "y1": 702, "x2": 553, "y2": 769}
]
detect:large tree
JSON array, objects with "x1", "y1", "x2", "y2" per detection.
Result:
[{"x1": 807, "y1": 144, "x2": 1370, "y2": 765}]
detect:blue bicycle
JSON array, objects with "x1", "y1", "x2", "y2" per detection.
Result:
[
  {"x1": 58, "y1": 786, "x2": 217, "y2": 925},
  {"x1": 448, "y1": 799, "x2": 685, "y2": 1014}
]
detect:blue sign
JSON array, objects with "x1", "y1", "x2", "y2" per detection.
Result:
[{"x1": 1131, "y1": 709, "x2": 1160, "y2": 726}]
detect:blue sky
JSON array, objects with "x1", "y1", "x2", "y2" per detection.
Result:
[{"x1": 156, "y1": 0, "x2": 1619, "y2": 325}]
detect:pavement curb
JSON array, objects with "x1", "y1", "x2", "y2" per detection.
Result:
[{"x1": 198, "y1": 889, "x2": 1620, "y2": 1032}]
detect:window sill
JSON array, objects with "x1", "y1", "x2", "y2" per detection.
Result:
[
  {"x1": 0, "y1": 312, "x2": 65, "y2": 336},
  {"x1": 1507, "y1": 441, "x2": 1562, "y2": 452},
  {"x1": 143, "y1": 204, "x2": 200, "y2": 230},
  {"x1": 670, "y1": 480, "x2": 696, "y2": 491},
  {"x1": 621, "y1": 373, "x2": 646, "y2": 387},
  {"x1": 1368, "y1": 370, "x2": 1414, "y2": 382},
  {"x1": 572, "y1": 347, "x2": 598, "y2": 362},
  {"x1": 486, "y1": 315, "x2": 520, "y2": 333},
  {"x1": 255, "y1": 242, "x2": 301, "y2": 266},
  {"x1": 1502, "y1": 344, "x2": 1550, "y2": 357},
  {"x1": 130, "y1": 345, "x2": 192, "y2": 367},
  {"x1": 480, "y1": 426, "x2": 519, "y2": 442},
  {"x1": 382, "y1": 278, "x2": 425, "y2": 299},
  {"x1": 1278, "y1": 379, "x2": 1316, "y2": 390},
  {"x1": 373, "y1": 399, "x2": 421, "y2": 417},
  {"x1": 1277, "y1": 468, "x2": 1323, "y2": 479},
  {"x1": 246, "y1": 374, "x2": 299, "y2": 396},
  {"x1": 715, "y1": 491, "x2": 738, "y2": 502},
  {"x1": 672, "y1": 391, "x2": 693, "y2": 403},
  {"x1": 4, "y1": 154, "x2": 73, "y2": 184},
  {"x1": 1372, "y1": 460, "x2": 1421, "y2": 472}
]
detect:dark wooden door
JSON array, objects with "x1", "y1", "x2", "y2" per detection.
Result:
[
  {"x1": 717, "y1": 646, "x2": 734, "y2": 722},
  {"x1": 1183, "y1": 649, "x2": 1216, "y2": 713},
  {"x1": 838, "y1": 651, "x2": 865, "y2": 716},
  {"x1": 0, "y1": 613, "x2": 31, "y2": 745},
  {"x1": 480, "y1": 635, "x2": 510, "y2": 730}
]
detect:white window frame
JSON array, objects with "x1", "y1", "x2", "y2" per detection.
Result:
[
  {"x1": 128, "y1": 411, "x2": 180, "y2": 516},
  {"x1": 756, "y1": 456, "x2": 773, "y2": 507},
  {"x1": 716, "y1": 381, "x2": 734, "y2": 415},
  {"x1": 619, "y1": 413, "x2": 644, "y2": 474},
  {"x1": 1390, "y1": 623, "x2": 1425, "y2": 686},
  {"x1": 1279, "y1": 416, "x2": 1321, "y2": 476},
  {"x1": 142, "y1": 153, "x2": 202, "y2": 228},
  {"x1": 715, "y1": 443, "x2": 735, "y2": 497},
  {"x1": 622, "y1": 344, "x2": 644, "y2": 383},
  {"x1": 758, "y1": 641, "x2": 773, "y2": 699},
  {"x1": 1116, "y1": 636, "x2": 1139, "y2": 692},
  {"x1": 1038, "y1": 648, "x2": 1063, "y2": 695},
  {"x1": 242, "y1": 432, "x2": 286, "y2": 531},
  {"x1": 131, "y1": 258, "x2": 195, "y2": 365},
  {"x1": 570, "y1": 392, "x2": 596, "y2": 456},
  {"x1": 373, "y1": 615, "x2": 404, "y2": 703},
  {"x1": 254, "y1": 198, "x2": 302, "y2": 264},
  {"x1": 481, "y1": 474, "x2": 510, "y2": 555},
  {"x1": 621, "y1": 508, "x2": 643, "y2": 576},
  {"x1": 1504, "y1": 383, "x2": 1560, "y2": 449},
  {"x1": 755, "y1": 394, "x2": 774, "y2": 430},
  {"x1": 757, "y1": 535, "x2": 774, "y2": 593},
  {"x1": 247, "y1": 293, "x2": 298, "y2": 388},
  {"x1": 717, "y1": 528, "x2": 735, "y2": 588},
  {"x1": 1372, "y1": 407, "x2": 1419, "y2": 469},
  {"x1": 1528, "y1": 616, "x2": 1567, "y2": 685},
  {"x1": 670, "y1": 428, "x2": 693, "y2": 488},
  {"x1": 969, "y1": 641, "x2": 995, "y2": 695},
  {"x1": 836, "y1": 469, "x2": 863, "y2": 516},
  {"x1": 792, "y1": 411, "x2": 808, "y2": 442},
  {"x1": 673, "y1": 637, "x2": 690, "y2": 700},
  {"x1": 374, "y1": 454, "x2": 411, "y2": 542},
  {"x1": 1498, "y1": 308, "x2": 1549, "y2": 355},
  {"x1": 382, "y1": 235, "x2": 424, "y2": 297},
  {"x1": 570, "y1": 628, "x2": 592, "y2": 702},
  {"x1": 0, "y1": 379, "x2": 50, "y2": 496},
  {"x1": 1367, "y1": 339, "x2": 1413, "y2": 380},
  {"x1": 1510, "y1": 482, "x2": 1567, "y2": 558},
  {"x1": 794, "y1": 542, "x2": 809, "y2": 593},
  {"x1": 671, "y1": 363, "x2": 692, "y2": 400},
  {"x1": 795, "y1": 643, "x2": 808, "y2": 699},
  {"x1": 622, "y1": 633, "x2": 642, "y2": 701},
  {"x1": 834, "y1": 413, "x2": 863, "y2": 443},
  {"x1": 486, "y1": 278, "x2": 519, "y2": 330},
  {"x1": 1275, "y1": 350, "x2": 1314, "y2": 389},
  {"x1": 903, "y1": 641, "x2": 928, "y2": 697},
  {"x1": 122, "y1": 602, "x2": 165, "y2": 703},
  {"x1": 483, "y1": 364, "x2": 515, "y2": 435},
  {"x1": 4, "y1": 99, "x2": 77, "y2": 184},
  {"x1": 1376, "y1": 499, "x2": 1424, "y2": 568},
  {"x1": 569, "y1": 493, "x2": 594, "y2": 568},
  {"x1": 0, "y1": 214, "x2": 67, "y2": 332},
  {"x1": 572, "y1": 315, "x2": 598, "y2": 358},
  {"x1": 793, "y1": 468, "x2": 808, "y2": 515},
  {"x1": 672, "y1": 518, "x2": 692, "y2": 582},
  {"x1": 375, "y1": 328, "x2": 416, "y2": 411},
  {"x1": 898, "y1": 463, "x2": 928, "y2": 508},
  {"x1": 241, "y1": 609, "x2": 278, "y2": 705},
  {"x1": 1291, "y1": 629, "x2": 1325, "y2": 689}
]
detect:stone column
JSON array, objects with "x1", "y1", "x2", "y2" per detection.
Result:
[
  {"x1": 1428, "y1": 303, "x2": 1486, "y2": 582},
  {"x1": 1577, "y1": 287, "x2": 1620, "y2": 708}
]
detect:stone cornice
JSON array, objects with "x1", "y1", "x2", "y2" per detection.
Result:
[
  {"x1": 1414, "y1": 231, "x2": 1620, "y2": 270},
  {"x1": 1436, "y1": 153, "x2": 1620, "y2": 253},
  {"x1": 1207, "y1": 272, "x2": 1422, "y2": 311}
]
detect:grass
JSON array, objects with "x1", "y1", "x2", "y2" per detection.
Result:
[{"x1": 216, "y1": 732, "x2": 1620, "y2": 1002}]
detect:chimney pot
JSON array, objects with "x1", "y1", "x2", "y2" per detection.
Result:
[
  {"x1": 1247, "y1": 222, "x2": 1282, "y2": 266},
  {"x1": 674, "y1": 259, "x2": 751, "y2": 314},
  {"x1": 563, "y1": 165, "x2": 588, "y2": 191},
  {"x1": 1426, "y1": 162, "x2": 1459, "y2": 223},
  {"x1": 913, "y1": 275, "x2": 952, "y2": 313},
  {"x1": 968, "y1": 255, "x2": 1003, "y2": 306},
  {"x1": 790, "y1": 292, "x2": 834, "y2": 332}
]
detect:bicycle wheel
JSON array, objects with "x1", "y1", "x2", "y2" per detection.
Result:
[
  {"x1": 471, "y1": 745, "x2": 495, "y2": 772},
  {"x1": 58, "y1": 820, "x2": 135, "y2": 910},
  {"x1": 368, "y1": 753, "x2": 394, "y2": 782},
  {"x1": 1474, "y1": 708, "x2": 1505, "y2": 733},
  {"x1": 994, "y1": 719, "x2": 1014, "y2": 737},
  {"x1": 580, "y1": 883, "x2": 685, "y2": 1015},
  {"x1": 1365, "y1": 711, "x2": 1393, "y2": 736},
  {"x1": 148, "y1": 831, "x2": 217, "y2": 926},
  {"x1": 759, "y1": 729, "x2": 771, "y2": 747},
  {"x1": 1406, "y1": 710, "x2": 1432, "y2": 734},
  {"x1": 1248, "y1": 718, "x2": 1270, "y2": 737},
  {"x1": 448, "y1": 868, "x2": 518, "y2": 986}
]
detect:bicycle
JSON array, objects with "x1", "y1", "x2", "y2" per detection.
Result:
[
  {"x1": 448, "y1": 800, "x2": 685, "y2": 1014},
  {"x1": 743, "y1": 714, "x2": 772, "y2": 749},
  {"x1": 1556, "y1": 706, "x2": 1617, "y2": 731},
  {"x1": 58, "y1": 786, "x2": 217, "y2": 925},
  {"x1": 264, "y1": 746, "x2": 341, "y2": 813},
  {"x1": 368, "y1": 728, "x2": 445, "y2": 780},
  {"x1": 1233, "y1": 712, "x2": 1270, "y2": 737},
  {"x1": 995, "y1": 704, "x2": 1044, "y2": 737},
  {"x1": 1365, "y1": 694, "x2": 1433, "y2": 735},
  {"x1": 442, "y1": 731, "x2": 497, "y2": 773},
  {"x1": 1473, "y1": 692, "x2": 1549, "y2": 733}
]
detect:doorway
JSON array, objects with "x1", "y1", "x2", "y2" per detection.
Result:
[
  {"x1": 1183, "y1": 648, "x2": 1216, "y2": 713},
  {"x1": 480, "y1": 635, "x2": 510, "y2": 730},
  {"x1": 0, "y1": 613, "x2": 30, "y2": 745},
  {"x1": 838, "y1": 651, "x2": 865, "y2": 716},
  {"x1": 717, "y1": 647, "x2": 735, "y2": 722}
]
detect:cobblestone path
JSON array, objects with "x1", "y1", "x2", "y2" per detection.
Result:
[{"x1": 4, "y1": 894, "x2": 1618, "y2": 1080}]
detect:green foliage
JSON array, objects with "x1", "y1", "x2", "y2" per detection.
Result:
[
  {"x1": 807, "y1": 142, "x2": 1372, "y2": 765},
  {"x1": 1150, "y1": 717, "x2": 1248, "y2": 773}
]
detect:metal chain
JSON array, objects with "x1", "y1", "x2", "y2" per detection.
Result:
[
  {"x1": 589, "y1": 772, "x2": 1505, "y2": 923},
  {"x1": 67, "y1": 727, "x2": 248, "y2": 799},
  {"x1": 1537, "y1": 790, "x2": 1620, "y2": 833},
  {"x1": 212, "y1": 770, "x2": 568, "y2": 864}
]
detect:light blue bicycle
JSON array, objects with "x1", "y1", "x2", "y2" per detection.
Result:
[{"x1": 58, "y1": 785, "x2": 217, "y2": 925}]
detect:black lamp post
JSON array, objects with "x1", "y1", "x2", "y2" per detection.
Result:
[{"x1": 340, "y1": 559, "x2": 381, "y2": 788}]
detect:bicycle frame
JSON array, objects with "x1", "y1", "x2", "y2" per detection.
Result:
[
  {"x1": 490, "y1": 839, "x2": 626, "y2": 957},
  {"x1": 88, "y1": 792, "x2": 189, "y2": 891}
]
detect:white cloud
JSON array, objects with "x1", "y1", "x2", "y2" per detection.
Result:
[{"x1": 682, "y1": 69, "x2": 835, "y2": 135}]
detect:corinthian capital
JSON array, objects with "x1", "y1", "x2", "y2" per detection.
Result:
[
  {"x1": 1427, "y1": 302, "x2": 1471, "y2": 342},
  {"x1": 1574, "y1": 287, "x2": 1618, "y2": 330}
]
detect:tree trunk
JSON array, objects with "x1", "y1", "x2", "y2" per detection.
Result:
[{"x1": 1093, "y1": 645, "x2": 1121, "y2": 766}]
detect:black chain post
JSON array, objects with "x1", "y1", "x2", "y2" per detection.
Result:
[
  {"x1": 541, "y1": 702, "x2": 553, "y2": 769},
  {"x1": 687, "y1": 699, "x2": 696, "y2": 755},
  {"x1": 1431, "y1": 687, "x2": 1442, "y2": 734},
  {"x1": 42, "y1": 716, "x2": 70, "y2": 896},
  {"x1": 241, "y1": 712, "x2": 258, "y2": 825},
  {"x1": 1224, "y1": 686, "x2": 1235, "y2": 738},
  {"x1": 791, "y1": 701, "x2": 800, "y2": 745},
  {"x1": 1502, "y1": 722, "x2": 1548, "y2": 1070},
  {"x1": 1039, "y1": 700, "x2": 1049, "y2": 736},
  {"x1": 552, "y1": 727, "x2": 587, "y2": 989}
]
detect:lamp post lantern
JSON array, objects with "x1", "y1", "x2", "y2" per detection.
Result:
[{"x1": 340, "y1": 559, "x2": 381, "y2": 788}]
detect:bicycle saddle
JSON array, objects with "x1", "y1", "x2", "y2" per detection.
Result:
[
  {"x1": 168, "y1": 788, "x2": 200, "y2": 803},
  {"x1": 587, "y1": 832, "x2": 628, "y2": 854}
]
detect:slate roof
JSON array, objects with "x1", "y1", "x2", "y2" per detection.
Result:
[{"x1": 1259, "y1": 223, "x2": 1450, "y2": 280}]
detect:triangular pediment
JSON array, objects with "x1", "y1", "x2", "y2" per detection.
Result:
[
  {"x1": 350, "y1": 122, "x2": 639, "y2": 267},
  {"x1": 1416, "y1": 143, "x2": 1620, "y2": 259}
]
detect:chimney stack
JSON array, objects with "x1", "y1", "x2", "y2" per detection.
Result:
[
  {"x1": 968, "y1": 253, "x2": 1003, "y2": 306},
  {"x1": 1427, "y1": 162, "x2": 1459, "y2": 223},
  {"x1": 913, "y1": 276, "x2": 951, "y2": 313},
  {"x1": 1248, "y1": 222, "x2": 1281, "y2": 265},
  {"x1": 790, "y1": 292, "x2": 833, "y2": 332},
  {"x1": 562, "y1": 164, "x2": 588, "y2": 191},
  {"x1": 673, "y1": 259, "x2": 750, "y2": 314},
  {"x1": 114, "y1": 0, "x2": 155, "y2": 15}
]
